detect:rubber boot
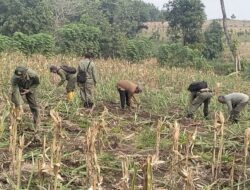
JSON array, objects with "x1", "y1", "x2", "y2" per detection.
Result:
[
  {"x1": 13, "y1": 106, "x2": 23, "y2": 121},
  {"x1": 67, "y1": 91, "x2": 75, "y2": 101}
]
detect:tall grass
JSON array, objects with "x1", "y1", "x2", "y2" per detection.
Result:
[{"x1": 1, "y1": 53, "x2": 250, "y2": 189}]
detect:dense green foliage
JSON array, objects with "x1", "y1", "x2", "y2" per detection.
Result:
[
  {"x1": 164, "y1": 0, "x2": 206, "y2": 45},
  {"x1": 0, "y1": 0, "x2": 53, "y2": 36},
  {"x1": 203, "y1": 20, "x2": 224, "y2": 59},
  {"x1": 157, "y1": 43, "x2": 205, "y2": 68},
  {"x1": 0, "y1": 35, "x2": 12, "y2": 52},
  {"x1": 0, "y1": 0, "x2": 239, "y2": 70},
  {"x1": 0, "y1": 0, "x2": 162, "y2": 61},
  {"x1": 56, "y1": 24, "x2": 100, "y2": 56},
  {"x1": 126, "y1": 38, "x2": 152, "y2": 62},
  {"x1": 0, "y1": 32, "x2": 54, "y2": 55}
]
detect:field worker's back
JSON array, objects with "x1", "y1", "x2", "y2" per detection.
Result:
[
  {"x1": 117, "y1": 80, "x2": 137, "y2": 94},
  {"x1": 224, "y1": 93, "x2": 249, "y2": 105}
]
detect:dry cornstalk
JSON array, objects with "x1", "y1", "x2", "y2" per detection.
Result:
[
  {"x1": 243, "y1": 128, "x2": 250, "y2": 188},
  {"x1": 230, "y1": 152, "x2": 236, "y2": 188},
  {"x1": 154, "y1": 119, "x2": 163, "y2": 162},
  {"x1": 169, "y1": 121, "x2": 180, "y2": 189},
  {"x1": 172, "y1": 121, "x2": 180, "y2": 164},
  {"x1": 50, "y1": 110, "x2": 62, "y2": 190},
  {"x1": 38, "y1": 135, "x2": 47, "y2": 187},
  {"x1": 131, "y1": 162, "x2": 137, "y2": 190},
  {"x1": 9, "y1": 106, "x2": 18, "y2": 179},
  {"x1": 121, "y1": 157, "x2": 129, "y2": 190},
  {"x1": 143, "y1": 155, "x2": 153, "y2": 190},
  {"x1": 179, "y1": 168, "x2": 195, "y2": 190},
  {"x1": 85, "y1": 122, "x2": 103, "y2": 190},
  {"x1": 16, "y1": 135, "x2": 25, "y2": 190},
  {"x1": 212, "y1": 112, "x2": 225, "y2": 180}
]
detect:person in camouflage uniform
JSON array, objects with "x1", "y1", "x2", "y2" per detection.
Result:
[
  {"x1": 218, "y1": 92, "x2": 249, "y2": 123},
  {"x1": 50, "y1": 65, "x2": 77, "y2": 101},
  {"x1": 187, "y1": 82, "x2": 213, "y2": 119},
  {"x1": 11, "y1": 66, "x2": 40, "y2": 128},
  {"x1": 78, "y1": 53, "x2": 97, "y2": 108}
]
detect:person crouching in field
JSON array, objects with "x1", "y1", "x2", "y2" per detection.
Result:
[
  {"x1": 50, "y1": 65, "x2": 77, "y2": 101},
  {"x1": 116, "y1": 80, "x2": 142, "y2": 109},
  {"x1": 218, "y1": 93, "x2": 249, "y2": 123},
  {"x1": 186, "y1": 81, "x2": 213, "y2": 119},
  {"x1": 11, "y1": 66, "x2": 40, "y2": 129}
]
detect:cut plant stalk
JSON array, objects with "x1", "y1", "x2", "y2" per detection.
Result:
[
  {"x1": 85, "y1": 122, "x2": 103, "y2": 190},
  {"x1": 143, "y1": 155, "x2": 153, "y2": 190},
  {"x1": 50, "y1": 109, "x2": 62, "y2": 190},
  {"x1": 212, "y1": 112, "x2": 225, "y2": 180},
  {"x1": 243, "y1": 128, "x2": 250, "y2": 188}
]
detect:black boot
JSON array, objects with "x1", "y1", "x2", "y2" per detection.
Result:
[
  {"x1": 84, "y1": 101, "x2": 93, "y2": 108},
  {"x1": 186, "y1": 113, "x2": 193, "y2": 119},
  {"x1": 118, "y1": 89, "x2": 126, "y2": 109}
]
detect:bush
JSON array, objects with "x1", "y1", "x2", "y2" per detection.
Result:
[
  {"x1": 56, "y1": 24, "x2": 101, "y2": 56},
  {"x1": 11, "y1": 32, "x2": 54, "y2": 55},
  {"x1": 30, "y1": 33, "x2": 55, "y2": 55},
  {"x1": 12, "y1": 32, "x2": 32, "y2": 55},
  {"x1": 125, "y1": 38, "x2": 152, "y2": 62},
  {"x1": 208, "y1": 61, "x2": 235, "y2": 75},
  {"x1": 203, "y1": 20, "x2": 223, "y2": 59},
  {"x1": 0, "y1": 35, "x2": 12, "y2": 52},
  {"x1": 157, "y1": 43, "x2": 205, "y2": 68}
]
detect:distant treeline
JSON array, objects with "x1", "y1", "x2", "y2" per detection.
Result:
[{"x1": 0, "y1": 0, "x2": 163, "y2": 60}]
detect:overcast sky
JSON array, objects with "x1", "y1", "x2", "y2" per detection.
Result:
[{"x1": 143, "y1": 0, "x2": 250, "y2": 20}]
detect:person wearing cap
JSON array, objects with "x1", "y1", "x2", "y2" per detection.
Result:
[
  {"x1": 116, "y1": 80, "x2": 142, "y2": 109},
  {"x1": 50, "y1": 65, "x2": 77, "y2": 101},
  {"x1": 218, "y1": 93, "x2": 249, "y2": 123},
  {"x1": 11, "y1": 66, "x2": 40, "y2": 129},
  {"x1": 77, "y1": 53, "x2": 97, "y2": 108}
]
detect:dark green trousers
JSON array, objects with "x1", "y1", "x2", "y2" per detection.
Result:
[
  {"x1": 12, "y1": 91, "x2": 39, "y2": 124},
  {"x1": 188, "y1": 91, "x2": 212, "y2": 117}
]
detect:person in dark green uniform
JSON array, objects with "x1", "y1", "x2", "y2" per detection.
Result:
[
  {"x1": 11, "y1": 66, "x2": 40, "y2": 129},
  {"x1": 186, "y1": 81, "x2": 213, "y2": 119},
  {"x1": 50, "y1": 65, "x2": 77, "y2": 101},
  {"x1": 77, "y1": 53, "x2": 97, "y2": 108}
]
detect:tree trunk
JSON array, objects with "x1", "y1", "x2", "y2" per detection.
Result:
[{"x1": 220, "y1": 0, "x2": 240, "y2": 72}]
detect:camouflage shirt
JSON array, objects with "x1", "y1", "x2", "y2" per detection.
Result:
[
  {"x1": 11, "y1": 68, "x2": 40, "y2": 105},
  {"x1": 57, "y1": 68, "x2": 77, "y2": 87},
  {"x1": 78, "y1": 58, "x2": 97, "y2": 84}
]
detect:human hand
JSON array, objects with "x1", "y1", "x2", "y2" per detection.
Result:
[{"x1": 20, "y1": 89, "x2": 30, "y2": 95}]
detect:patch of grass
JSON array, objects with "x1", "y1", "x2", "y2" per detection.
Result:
[{"x1": 136, "y1": 127, "x2": 156, "y2": 149}]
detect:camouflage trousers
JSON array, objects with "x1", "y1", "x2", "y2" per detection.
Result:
[
  {"x1": 187, "y1": 91, "x2": 213, "y2": 118},
  {"x1": 66, "y1": 77, "x2": 77, "y2": 93},
  {"x1": 12, "y1": 91, "x2": 39, "y2": 125},
  {"x1": 79, "y1": 83, "x2": 95, "y2": 108}
]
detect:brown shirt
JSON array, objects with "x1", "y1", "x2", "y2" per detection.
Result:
[{"x1": 117, "y1": 80, "x2": 138, "y2": 94}]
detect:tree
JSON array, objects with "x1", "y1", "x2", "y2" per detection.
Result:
[
  {"x1": 164, "y1": 0, "x2": 206, "y2": 45},
  {"x1": 220, "y1": 0, "x2": 241, "y2": 71},
  {"x1": 0, "y1": 0, "x2": 53, "y2": 36},
  {"x1": 48, "y1": 0, "x2": 83, "y2": 28},
  {"x1": 231, "y1": 14, "x2": 236, "y2": 20},
  {"x1": 203, "y1": 20, "x2": 223, "y2": 59}
]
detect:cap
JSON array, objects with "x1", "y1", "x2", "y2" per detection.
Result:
[{"x1": 14, "y1": 66, "x2": 28, "y2": 76}]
